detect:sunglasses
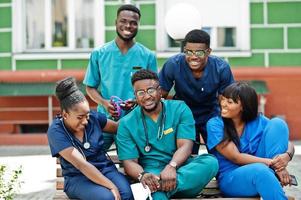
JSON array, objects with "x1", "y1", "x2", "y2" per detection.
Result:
[{"x1": 184, "y1": 48, "x2": 209, "y2": 58}]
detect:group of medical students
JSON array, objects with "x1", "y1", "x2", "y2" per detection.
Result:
[{"x1": 47, "y1": 4, "x2": 295, "y2": 200}]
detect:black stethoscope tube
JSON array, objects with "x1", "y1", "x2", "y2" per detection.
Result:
[
  {"x1": 141, "y1": 102, "x2": 166, "y2": 153},
  {"x1": 60, "y1": 118, "x2": 90, "y2": 159}
]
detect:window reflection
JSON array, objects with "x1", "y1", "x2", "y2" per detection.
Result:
[
  {"x1": 26, "y1": 0, "x2": 45, "y2": 49},
  {"x1": 217, "y1": 27, "x2": 236, "y2": 47},
  {"x1": 52, "y1": 0, "x2": 68, "y2": 47},
  {"x1": 25, "y1": 0, "x2": 96, "y2": 50},
  {"x1": 75, "y1": 0, "x2": 94, "y2": 48}
]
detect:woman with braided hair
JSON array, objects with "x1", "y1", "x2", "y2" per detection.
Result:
[{"x1": 47, "y1": 77, "x2": 133, "y2": 200}]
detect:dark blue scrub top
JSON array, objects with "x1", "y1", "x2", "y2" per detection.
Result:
[
  {"x1": 47, "y1": 111, "x2": 114, "y2": 177},
  {"x1": 159, "y1": 54, "x2": 234, "y2": 126}
]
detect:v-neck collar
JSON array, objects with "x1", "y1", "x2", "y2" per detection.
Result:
[
  {"x1": 114, "y1": 40, "x2": 136, "y2": 56},
  {"x1": 181, "y1": 55, "x2": 209, "y2": 90}
]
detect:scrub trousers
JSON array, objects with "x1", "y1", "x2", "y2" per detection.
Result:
[
  {"x1": 64, "y1": 166, "x2": 133, "y2": 200},
  {"x1": 146, "y1": 154, "x2": 218, "y2": 200},
  {"x1": 219, "y1": 118, "x2": 289, "y2": 200}
]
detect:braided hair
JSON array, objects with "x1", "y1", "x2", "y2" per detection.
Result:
[{"x1": 55, "y1": 77, "x2": 86, "y2": 112}]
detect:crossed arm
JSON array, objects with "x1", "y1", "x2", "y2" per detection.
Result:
[{"x1": 215, "y1": 140, "x2": 295, "y2": 186}]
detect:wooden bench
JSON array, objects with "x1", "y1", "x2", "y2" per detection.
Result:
[{"x1": 54, "y1": 155, "x2": 265, "y2": 200}]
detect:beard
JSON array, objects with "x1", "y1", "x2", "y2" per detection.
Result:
[
  {"x1": 142, "y1": 100, "x2": 160, "y2": 113},
  {"x1": 116, "y1": 28, "x2": 137, "y2": 42}
]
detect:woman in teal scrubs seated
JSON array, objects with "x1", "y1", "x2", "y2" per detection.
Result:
[
  {"x1": 117, "y1": 69, "x2": 218, "y2": 200},
  {"x1": 207, "y1": 81, "x2": 295, "y2": 200},
  {"x1": 47, "y1": 77, "x2": 133, "y2": 200}
]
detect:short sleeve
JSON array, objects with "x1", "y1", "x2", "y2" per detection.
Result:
[
  {"x1": 176, "y1": 102, "x2": 196, "y2": 141},
  {"x1": 218, "y1": 63, "x2": 235, "y2": 94},
  {"x1": 83, "y1": 50, "x2": 101, "y2": 88},
  {"x1": 116, "y1": 119, "x2": 140, "y2": 160},
  {"x1": 93, "y1": 111, "x2": 107, "y2": 129},
  {"x1": 207, "y1": 116, "x2": 225, "y2": 150},
  {"x1": 47, "y1": 121, "x2": 73, "y2": 157},
  {"x1": 159, "y1": 58, "x2": 176, "y2": 92}
]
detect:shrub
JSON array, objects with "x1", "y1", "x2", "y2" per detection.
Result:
[{"x1": 0, "y1": 165, "x2": 23, "y2": 200}]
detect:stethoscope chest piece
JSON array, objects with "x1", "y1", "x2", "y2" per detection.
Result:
[
  {"x1": 83, "y1": 142, "x2": 90, "y2": 149},
  {"x1": 144, "y1": 145, "x2": 151, "y2": 153}
]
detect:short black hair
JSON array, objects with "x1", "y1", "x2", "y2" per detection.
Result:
[
  {"x1": 131, "y1": 69, "x2": 158, "y2": 85},
  {"x1": 117, "y1": 4, "x2": 141, "y2": 18},
  {"x1": 184, "y1": 29, "x2": 210, "y2": 48},
  {"x1": 55, "y1": 77, "x2": 86, "y2": 112}
]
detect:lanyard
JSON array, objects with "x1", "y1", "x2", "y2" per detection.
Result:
[{"x1": 141, "y1": 102, "x2": 166, "y2": 153}]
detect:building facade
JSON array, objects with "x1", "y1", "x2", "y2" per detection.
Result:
[{"x1": 1, "y1": 0, "x2": 301, "y2": 142}]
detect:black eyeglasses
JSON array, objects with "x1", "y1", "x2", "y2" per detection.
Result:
[
  {"x1": 135, "y1": 85, "x2": 159, "y2": 98},
  {"x1": 184, "y1": 48, "x2": 209, "y2": 58}
]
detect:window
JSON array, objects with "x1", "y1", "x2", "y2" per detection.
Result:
[
  {"x1": 75, "y1": 0, "x2": 94, "y2": 48},
  {"x1": 25, "y1": 0, "x2": 45, "y2": 49},
  {"x1": 156, "y1": 0, "x2": 250, "y2": 57},
  {"x1": 51, "y1": 0, "x2": 68, "y2": 47},
  {"x1": 14, "y1": 0, "x2": 104, "y2": 52}
]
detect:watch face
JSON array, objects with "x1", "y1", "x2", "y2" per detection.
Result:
[
  {"x1": 138, "y1": 174, "x2": 142, "y2": 181},
  {"x1": 169, "y1": 161, "x2": 177, "y2": 168}
]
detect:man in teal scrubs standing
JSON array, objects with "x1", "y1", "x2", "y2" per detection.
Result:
[
  {"x1": 84, "y1": 4, "x2": 157, "y2": 150},
  {"x1": 117, "y1": 69, "x2": 218, "y2": 200}
]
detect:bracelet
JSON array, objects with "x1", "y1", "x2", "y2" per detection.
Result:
[{"x1": 286, "y1": 151, "x2": 293, "y2": 160}]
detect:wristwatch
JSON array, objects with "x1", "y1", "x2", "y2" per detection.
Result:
[
  {"x1": 169, "y1": 161, "x2": 177, "y2": 169},
  {"x1": 137, "y1": 171, "x2": 146, "y2": 182}
]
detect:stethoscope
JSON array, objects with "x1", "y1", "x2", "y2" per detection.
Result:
[
  {"x1": 60, "y1": 118, "x2": 90, "y2": 159},
  {"x1": 141, "y1": 102, "x2": 166, "y2": 153}
]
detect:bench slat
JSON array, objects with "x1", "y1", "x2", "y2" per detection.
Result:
[
  {"x1": 56, "y1": 177, "x2": 64, "y2": 191},
  {"x1": 54, "y1": 190, "x2": 260, "y2": 200},
  {"x1": 54, "y1": 156, "x2": 294, "y2": 200}
]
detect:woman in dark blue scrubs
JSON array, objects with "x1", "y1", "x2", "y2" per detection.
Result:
[{"x1": 47, "y1": 77, "x2": 133, "y2": 200}]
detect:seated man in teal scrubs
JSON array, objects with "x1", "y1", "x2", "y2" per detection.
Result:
[{"x1": 117, "y1": 69, "x2": 218, "y2": 200}]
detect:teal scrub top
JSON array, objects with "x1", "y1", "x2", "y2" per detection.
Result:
[
  {"x1": 117, "y1": 100, "x2": 195, "y2": 172},
  {"x1": 83, "y1": 40, "x2": 158, "y2": 116}
]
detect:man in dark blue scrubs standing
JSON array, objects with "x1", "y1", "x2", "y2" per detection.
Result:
[{"x1": 159, "y1": 29, "x2": 234, "y2": 153}]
